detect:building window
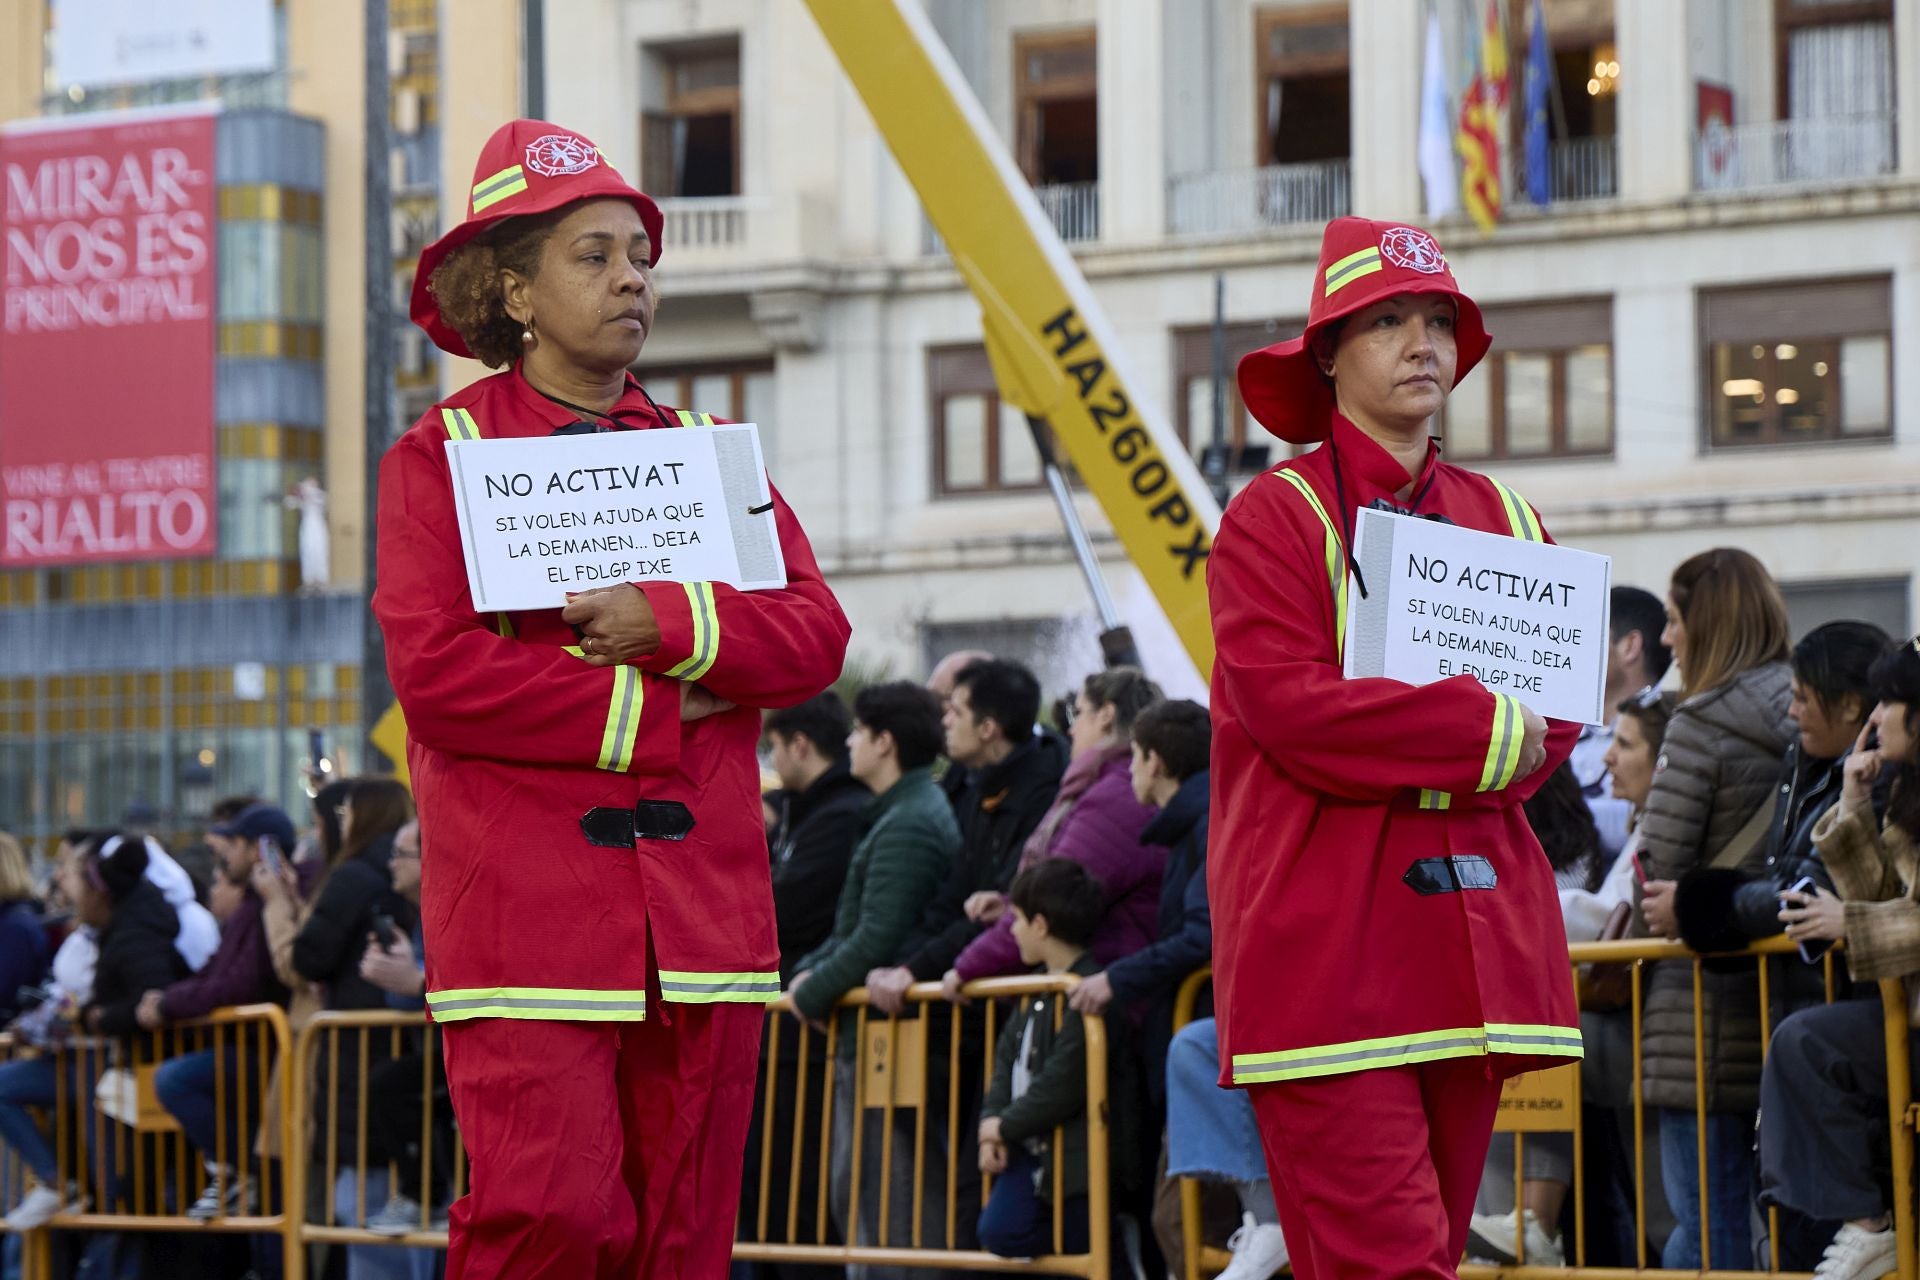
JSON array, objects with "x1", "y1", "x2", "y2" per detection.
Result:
[
  {"x1": 1700, "y1": 278, "x2": 1891, "y2": 447},
  {"x1": 1175, "y1": 322, "x2": 1293, "y2": 474},
  {"x1": 1777, "y1": 0, "x2": 1894, "y2": 119},
  {"x1": 642, "y1": 38, "x2": 741, "y2": 197},
  {"x1": 643, "y1": 361, "x2": 775, "y2": 448},
  {"x1": 1438, "y1": 299, "x2": 1613, "y2": 461},
  {"x1": 1015, "y1": 29, "x2": 1098, "y2": 186},
  {"x1": 1780, "y1": 575, "x2": 1910, "y2": 643},
  {"x1": 1257, "y1": 5, "x2": 1350, "y2": 165},
  {"x1": 929, "y1": 345, "x2": 1047, "y2": 496}
]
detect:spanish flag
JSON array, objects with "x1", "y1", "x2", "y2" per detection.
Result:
[{"x1": 1456, "y1": 0, "x2": 1510, "y2": 231}]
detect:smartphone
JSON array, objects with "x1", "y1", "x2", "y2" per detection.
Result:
[
  {"x1": 256, "y1": 835, "x2": 283, "y2": 878},
  {"x1": 370, "y1": 911, "x2": 402, "y2": 951},
  {"x1": 1781, "y1": 874, "x2": 1835, "y2": 963}
]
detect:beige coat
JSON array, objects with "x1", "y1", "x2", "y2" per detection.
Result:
[{"x1": 1816, "y1": 797, "x2": 1920, "y2": 999}]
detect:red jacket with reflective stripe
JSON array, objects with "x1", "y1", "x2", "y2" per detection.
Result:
[
  {"x1": 373, "y1": 367, "x2": 849, "y2": 1022},
  {"x1": 1207, "y1": 414, "x2": 1581, "y2": 1087}
]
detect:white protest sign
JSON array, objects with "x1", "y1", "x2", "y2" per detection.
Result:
[
  {"x1": 1342, "y1": 508, "x2": 1612, "y2": 725},
  {"x1": 443, "y1": 424, "x2": 786, "y2": 613}
]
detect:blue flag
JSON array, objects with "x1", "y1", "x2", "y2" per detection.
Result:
[{"x1": 1524, "y1": 0, "x2": 1551, "y2": 205}]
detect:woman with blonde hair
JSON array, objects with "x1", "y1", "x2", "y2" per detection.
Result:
[
  {"x1": 0, "y1": 834, "x2": 49, "y2": 1022},
  {"x1": 1637, "y1": 547, "x2": 1795, "y2": 1269}
]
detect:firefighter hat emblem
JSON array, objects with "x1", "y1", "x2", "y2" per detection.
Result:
[
  {"x1": 1236, "y1": 216, "x2": 1492, "y2": 444},
  {"x1": 410, "y1": 119, "x2": 664, "y2": 359},
  {"x1": 524, "y1": 133, "x2": 600, "y2": 177}
]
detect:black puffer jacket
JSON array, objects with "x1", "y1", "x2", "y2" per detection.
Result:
[
  {"x1": 769, "y1": 759, "x2": 871, "y2": 982},
  {"x1": 87, "y1": 881, "x2": 187, "y2": 1038},
  {"x1": 899, "y1": 732, "x2": 1067, "y2": 980},
  {"x1": 293, "y1": 833, "x2": 419, "y2": 1160},
  {"x1": 1674, "y1": 741, "x2": 1861, "y2": 1022},
  {"x1": 1637, "y1": 663, "x2": 1794, "y2": 1112}
]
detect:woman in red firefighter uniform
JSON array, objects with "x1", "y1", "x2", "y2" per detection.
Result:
[
  {"x1": 373, "y1": 120, "x2": 849, "y2": 1280},
  {"x1": 1209, "y1": 216, "x2": 1584, "y2": 1279}
]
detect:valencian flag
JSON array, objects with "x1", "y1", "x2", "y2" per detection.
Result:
[{"x1": 1455, "y1": 0, "x2": 1510, "y2": 231}]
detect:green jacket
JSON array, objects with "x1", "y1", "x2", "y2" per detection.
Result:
[
  {"x1": 980, "y1": 953, "x2": 1102, "y2": 1205},
  {"x1": 791, "y1": 767, "x2": 958, "y2": 1023}
]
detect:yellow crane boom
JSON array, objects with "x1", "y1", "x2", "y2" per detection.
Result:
[{"x1": 800, "y1": 0, "x2": 1222, "y2": 677}]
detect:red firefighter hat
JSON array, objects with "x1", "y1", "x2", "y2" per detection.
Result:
[
  {"x1": 410, "y1": 119, "x2": 664, "y2": 358},
  {"x1": 1237, "y1": 216, "x2": 1490, "y2": 444}
]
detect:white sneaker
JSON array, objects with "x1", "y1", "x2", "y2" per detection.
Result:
[
  {"x1": 4, "y1": 1182, "x2": 85, "y2": 1230},
  {"x1": 186, "y1": 1164, "x2": 254, "y2": 1221},
  {"x1": 1813, "y1": 1222, "x2": 1899, "y2": 1280},
  {"x1": 1467, "y1": 1209, "x2": 1564, "y2": 1267},
  {"x1": 1217, "y1": 1211, "x2": 1290, "y2": 1280}
]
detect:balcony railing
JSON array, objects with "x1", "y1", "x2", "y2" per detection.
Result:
[
  {"x1": 1034, "y1": 180, "x2": 1100, "y2": 242},
  {"x1": 1166, "y1": 160, "x2": 1352, "y2": 239},
  {"x1": 922, "y1": 180, "x2": 1100, "y2": 255},
  {"x1": 1510, "y1": 134, "x2": 1619, "y2": 206},
  {"x1": 658, "y1": 196, "x2": 758, "y2": 250},
  {"x1": 1695, "y1": 111, "x2": 1896, "y2": 192}
]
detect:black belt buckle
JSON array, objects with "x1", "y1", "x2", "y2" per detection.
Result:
[
  {"x1": 580, "y1": 801, "x2": 696, "y2": 848},
  {"x1": 1403, "y1": 855, "x2": 1498, "y2": 896}
]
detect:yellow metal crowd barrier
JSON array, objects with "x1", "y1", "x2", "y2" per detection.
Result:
[
  {"x1": 0, "y1": 1004, "x2": 301, "y2": 1280},
  {"x1": 292, "y1": 1009, "x2": 462, "y2": 1253},
  {"x1": 736, "y1": 973, "x2": 1114, "y2": 1277},
  {"x1": 0, "y1": 942, "x2": 1904, "y2": 1280},
  {"x1": 1175, "y1": 938, "x2": 1918, "y2": 1280}
]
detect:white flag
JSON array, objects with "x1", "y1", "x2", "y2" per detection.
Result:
[{"x1": 1419, "y1": 7, "x2": 1459, "y2": 219}]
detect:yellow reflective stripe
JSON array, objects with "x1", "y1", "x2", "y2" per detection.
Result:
[
  {"x1": 1476, "y1": 693, "x2": 1524, "y2": 793},
  {"x1": 593, "y1": 665, "x2": 644, "y2": 773},
  {"x1": 658, "y1": 970, "x2": 782, "y2": 1003},
  {"x1": 439, "y1": 406, "x2": 480, "y2": 442},
  {"x1": 1486, "y1": 1022, "x2": 1586, "y2": 1053},
  {"x1": 1324, "y1": 247, "x2": 1383, "y2": 296},
  {"x1": 427, "y1": 985, "x2": 648, "y2": 1023},
  {"x1": 1273, "y1": 469, "x2": 1349, "y2": 662},
  {"x1": 1488, "y1": 477, "x2": 1544, "y2": 542},
  {"x1": 664, "y1": 581, "x2": 720, "y2": 682},
  {"x1": 470, "y1": 164, "x2": 527, "y2": 212},
  {"x1": 1230, "y1": 1022, "x2": 1582, "y2": 1084},
  {"x1": 1418, "y1": 789, "x2": 1452, "y2": 810}
]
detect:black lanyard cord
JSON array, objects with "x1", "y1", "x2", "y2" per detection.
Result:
[{"x1": 527, "y1": 378, "x2": 676, "y2": 431}]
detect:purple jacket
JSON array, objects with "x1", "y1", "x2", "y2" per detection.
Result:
[
  {"x1": 953, "y1": 748, "x2": 1164, "y2": 980},
  {"x1": 159, "y1": 890, "x2": 288, "y2": 1022}
]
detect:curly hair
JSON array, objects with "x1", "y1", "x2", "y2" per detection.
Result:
[{"x1": 426, "y1": 209, "x2": 569, "y2": 368}]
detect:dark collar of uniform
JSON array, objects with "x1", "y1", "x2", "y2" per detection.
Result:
[
  {"x1": 1327, "y1": 411, "x2": 1443, "y2": 506},
  {"x1": 499, "y1": 362, "x2": 664, "y2": 437}
]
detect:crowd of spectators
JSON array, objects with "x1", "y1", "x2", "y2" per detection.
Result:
[
  {"x1": 0, "y1": 550, "x2": 1915, "y2": 1280},
  {"x1": 745, "y1": 555, "x2": 1917, "y2": 1280}
]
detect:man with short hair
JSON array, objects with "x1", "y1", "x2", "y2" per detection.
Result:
[
  {"x1": 765, "y1": 692, "x2": 870, "y2": 981},
  {"x1": 865, "y1": 658, "x2": 1065, "y2": 1014},
  {"x1": 788, "y1": 682, "x2": 959, "y2": 1275},
  {"x1": 1574, "y1": 586, "x2": 1676, "y2": 857}
]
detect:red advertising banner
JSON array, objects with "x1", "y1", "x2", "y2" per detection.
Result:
[{"x1": 1, "y1": 104, "x2": 218, "y2": 566}]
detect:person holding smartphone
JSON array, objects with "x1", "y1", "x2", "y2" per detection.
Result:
[
  {"x1": 1761, "y1": 636, "x2": 1917, "y2": 1280},
  {"x1": 141, "y1": 803, "x2": 298, "y2": 1222}
]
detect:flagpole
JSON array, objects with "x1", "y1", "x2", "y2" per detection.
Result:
[{"x1": 1538, "y1": 0, "x2": 1572, "y2": 147}]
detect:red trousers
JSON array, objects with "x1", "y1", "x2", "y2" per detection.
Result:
[
  {"x1": 1250, "y1": 1057, "x2": 1504, "y2": 1279},
  {"x1": 440, "y1": 1005, "x2": 765, "y2": 1280}
]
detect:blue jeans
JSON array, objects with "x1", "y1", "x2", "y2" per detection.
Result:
[
  {"x1": 1658, "y1": 1107, "x2": 1755, "y2": 1269},
  {"x1": 155, "y1": 1046, "x2": 259, "y2": 1170},
  {"x1": 333, "y1": 1166, "x2": 441, "y2": 1280},
  {"x1": 0, "y1": 1055, "x2": 102, "y2": 1186},
  {"x1": 1165, "y1": 1018, "x2": 1268, "y2": 1184},
  {"x1": 977, "y1": 1147, "x2": 1088, "y2": 1259}
]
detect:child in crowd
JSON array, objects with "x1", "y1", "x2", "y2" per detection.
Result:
[{"x1": 977, "y1": 859, "x2": 1107, "y2": 1259}]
